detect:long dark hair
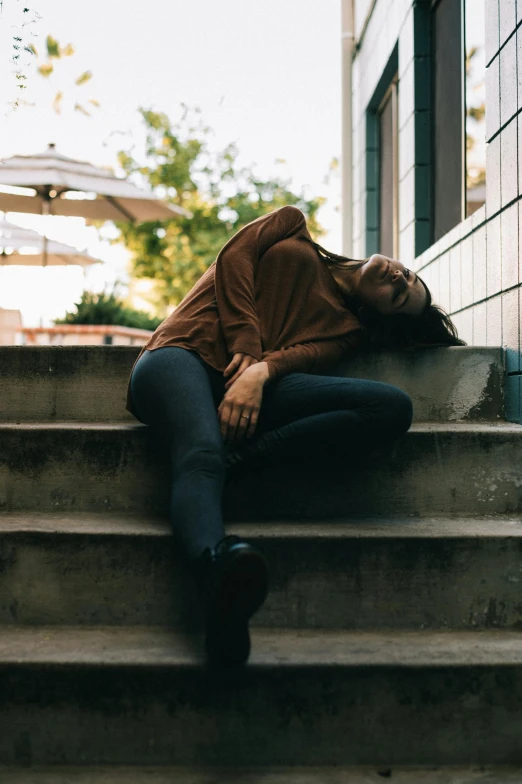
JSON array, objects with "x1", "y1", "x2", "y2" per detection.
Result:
[{"x1": 309, "y1": 239, "x2": 466, "y2": 350}]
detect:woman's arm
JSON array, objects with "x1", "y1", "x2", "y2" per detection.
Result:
[
  {"x1": 262, "y1": 333, "x2": 363, "y2": 382},
  {"x1": 214, "y1": 205, "x2": 306, "y2": 361},
  {"x1": 217, "y1": 334, "x2": 362, "y2": 443}
]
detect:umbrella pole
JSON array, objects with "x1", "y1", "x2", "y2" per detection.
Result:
[
  {"x1": 42, "y1": 233, "x2": 49, "y2": 268},
  {"x1": 42, "y1": 196, "x2": 50, "y2": 268},
  {"x1": 40, "y1": 192, "x2": 51, "y2": 327},
  {"x1": 39, "y1": 243, "x2": 45, "y2": 327}
]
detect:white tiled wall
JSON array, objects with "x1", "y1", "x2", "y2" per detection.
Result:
[
  {"x1": 414, "y1": 0, "x2": 521, "y2": 419},
  {"x1": 350, "y1": 0, "x2": 522, "y2": 421}
]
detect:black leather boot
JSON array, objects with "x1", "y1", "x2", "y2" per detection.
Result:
[{"x1": 194, "y1": 535, "x2": 269, "y2": 667}]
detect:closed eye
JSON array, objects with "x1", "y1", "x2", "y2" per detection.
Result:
[{"x1": 398, "y1": 273, "x2": 420, "y2": 309}]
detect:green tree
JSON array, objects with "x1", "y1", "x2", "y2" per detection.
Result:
[
  {"x1": 55, "y1": 289, "x2": 162, "y2": 331},
  {"x1": 115, "y1": 106, "x2": 326, "y2": 316}
]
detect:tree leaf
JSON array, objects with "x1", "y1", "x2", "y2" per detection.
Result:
[
  {"x1": 75, "y1": 70, "x2": 92, "y2": 86},
  {"x1": 46, "y1": 35, "x2": 60, "y2": 59},
  {"x1": 52, "y1": 91, "x2": 63, "y2": 114},
  {"x1": 74, "y1": 103, "x2": 91, "y2": 116},
  {"x1": 38, "y1": 63, "x2": 54, "y2": 78},
  {"x1": 62, "y1": 43, "x2": 75, "y2": 57}
]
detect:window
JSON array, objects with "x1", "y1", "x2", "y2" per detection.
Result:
[
  {"x1": 431, "y1": 0, "x2": 465, "y2": 242},
  {"x1": 430, "y1": 0, "x2": 486, "y2": 240},
  {"x1": 365, "y1": 45, "x2": 399, "y2": 258},
  {"x1": 464, "y1": 0, "x2": 486, "y2": 217},
  {"x1": 378, "y1": 77, "x2": 399, "y2": 258}
]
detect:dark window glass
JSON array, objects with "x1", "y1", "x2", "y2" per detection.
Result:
[
  {"x1": 432, "y1": 0, "x2": 464, "y2": 241},
  {"x1": 378, "y1": 80, "x2": 398, "y2": 257}
]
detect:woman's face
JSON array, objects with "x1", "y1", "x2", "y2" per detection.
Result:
[{"x1": 354, "y1": 254, "x2": 428, "y2": 316}]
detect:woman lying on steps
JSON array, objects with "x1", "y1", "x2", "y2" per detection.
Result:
[{"x1": 126, "y1": 205, "x2": 464, "y2": 668}]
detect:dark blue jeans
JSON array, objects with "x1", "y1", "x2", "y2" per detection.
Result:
[{"x1": 129, "y1": 346, "x2": 412, "y2": 561}]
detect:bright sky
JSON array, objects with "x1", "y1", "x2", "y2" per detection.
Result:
[{"x1": 0, "y1": 0, "x2": 342, "y2": 325}]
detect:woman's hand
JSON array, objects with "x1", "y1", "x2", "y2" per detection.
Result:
[
  {"x1": 224, "y1": 352, "x2": 259, "y2": 389},
  {"x1": 218, "y1": 361, "x2": 269, "y2": 444}
]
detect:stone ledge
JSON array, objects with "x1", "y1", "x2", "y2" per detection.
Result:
[{"x1": 0, "y1": 346, "x2": 505, "y2": 423}]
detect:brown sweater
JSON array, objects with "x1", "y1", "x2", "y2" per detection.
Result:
[{"x1": 126, "y1": 205, "x2": 362, "y2": 416}]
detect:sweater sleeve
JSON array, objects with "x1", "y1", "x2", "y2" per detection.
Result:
[
  {"x1": 263, "y1": 333, "x2": 362, "y2": 382},
  {"x1": 214, "y1": 205, "x2": 306, "y2": 360}
]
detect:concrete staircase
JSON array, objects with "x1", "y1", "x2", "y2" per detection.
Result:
[{"x1": 1, "y1": 345, "x2": 522, "y2": 781}]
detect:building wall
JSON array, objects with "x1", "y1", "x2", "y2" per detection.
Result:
[{"x1": 350, "y1": 0, "x2": 522, "y2": 421}]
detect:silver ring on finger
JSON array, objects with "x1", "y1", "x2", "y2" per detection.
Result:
[{"x1": 240, "y1": 414, "x2": 250, "y2": 419}]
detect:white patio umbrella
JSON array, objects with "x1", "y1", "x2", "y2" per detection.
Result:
[
  {"x1": 0, "y1": 143, "x2": 190, "y2": 264},
  {"x1": 0, "y1": 143, "x2": 189, "y2": 221},
  {"x1": 0, "y1": 217, "x2": 102, "y2": 268}
]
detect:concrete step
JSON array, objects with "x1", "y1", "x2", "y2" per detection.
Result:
[
  {"x1": 2, "y1": 513, "x2": 522, "y2": 631},
  {"x1": 336, "y1": 345, "x2": 504, "y2": 422},
  {"x1": 0, "y1": 346, "x2": 504, "y2": 423},
  {"x1": 1, "y1": 625, "x2": 522, "y2": 766},
  {"x1": 0, "y1": 422, "x2": 521, "y2": 516},
  {"x1": 1, "y1": 766, "x2": 522, "y2": 782}
]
